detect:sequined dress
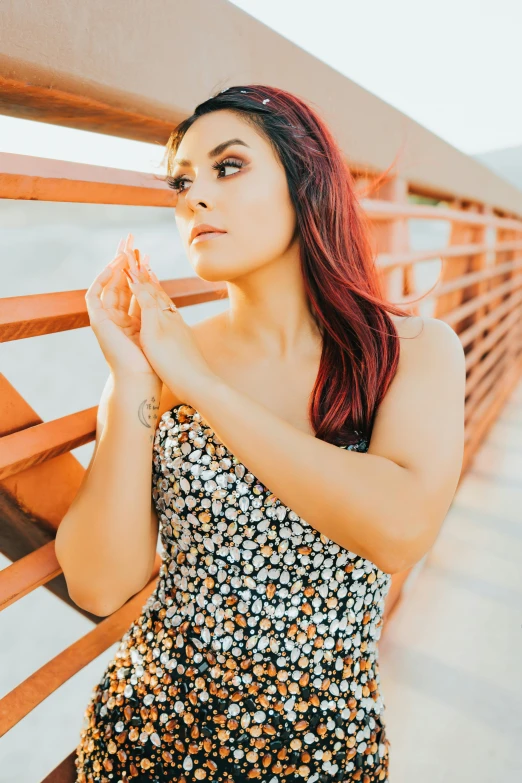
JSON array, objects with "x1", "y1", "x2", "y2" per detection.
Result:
[{"x1": 75, "y1": 403, "x2": 392, "y2": 783}]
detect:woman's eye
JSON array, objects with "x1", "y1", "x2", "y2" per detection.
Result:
[
  {"x1": 167, "y1": 177, "x2": 188, "y2": 193},
  {"x1": 167, "y1": 158, "x2": 243, "y2": 194}
]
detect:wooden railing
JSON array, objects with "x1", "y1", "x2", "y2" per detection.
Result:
[{"x1": 1, "y1": 143, "x2": 522, "y2": 780}]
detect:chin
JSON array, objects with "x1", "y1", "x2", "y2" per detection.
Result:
[
  {"x1": 192, "y1": 257, "x2": 246, "y2": 282},
  {"x1": 191, "y1": 262, "x2": 231, "y2": 283}
]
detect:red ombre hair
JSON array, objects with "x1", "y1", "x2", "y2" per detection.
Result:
[{"x1": 162, "y1": 84, "x2": 433, "y2": 447}]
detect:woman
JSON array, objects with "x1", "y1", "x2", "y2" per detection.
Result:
[{"x1": 62, "y1": 85, "x2": 466, "y2": 783}]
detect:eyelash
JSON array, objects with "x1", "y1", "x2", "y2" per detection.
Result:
[{"x1": 166, "y1": 157, "x2": 244, "y2": 193}]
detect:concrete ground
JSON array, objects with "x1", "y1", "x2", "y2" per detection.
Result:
[{"x1": 378, "y1": 376, "x2": 522, "y2": 782}]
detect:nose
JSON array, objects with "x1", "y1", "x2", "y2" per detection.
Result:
[{"x1": 184, "y1": 177, "x2": 216, "y2": 211}]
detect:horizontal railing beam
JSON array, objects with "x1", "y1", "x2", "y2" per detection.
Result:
[
  {"x1": 2, "y1": 152, "x2": 522, "y2": 232},
  {"x1": 459, "y1": 289, "x2": 522, "y2": 349},
  {"x1": 0, "y1": 542, "x2": 61, "y2": 612},
  {"x1": 463, "y1": 356, "x2": 522, "y2": 454},
  {"x1": 465, "y1": 356, "x2": 513, "y2": 428},
  {"x1": 0, "y1": 556, "x2": 162, "y2": 736},
  {"x1": 0, "y1": 152, "x2": 176, "y2": 206},
  {"x1": 361, "y1": 199, "x2": 522, "y2": 231},
  {"x1": 377, "y1": 241, "x2": 522, "y2": 272},
  {"x1": 2, "y1": 252, "x2": 521, "y2": 344},
  {"x1": 434, "y1": 258, "x2": 522, "y2": 298},
  {"x1": 0, "y1": 73, "x2": 177, "y2": 145},
  {"x1": 464, "y1": 305, "x2": 521, "y2": 374},
  {"x1": 0, "y1": 407, "x2": 97, "y2": 481},
  {"x1": 465, "y1": 335, "x2": 511, "y2": 407},
  {"x1": 442, "y1": 276, "x2": 522, "y2": 327},
  {"x1": 0, "y1": 277, "x2": 228, "y2": 343}
]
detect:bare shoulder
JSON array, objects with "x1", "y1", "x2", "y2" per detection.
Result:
[
  {"x1": 370, "y1": 312, "x2": 466, "y2": 458},
  {"x1": 156, "y1": 312, "x2": 226, "y2": 418},
  {"x1": 390, "y1": 313, "x2": 465, "y2": 371}
]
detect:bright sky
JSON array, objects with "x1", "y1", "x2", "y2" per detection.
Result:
[{"x1": 0, "y1": 0, "x2": 519, "y2": 171}]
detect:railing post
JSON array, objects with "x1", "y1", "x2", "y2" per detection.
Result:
[
  {"x1": 433, "y1": 198, "x2": 475, "y2": 324},
  {"x1": 470, "y1": 204, "x2": 495, "y2": 344},
  {"x1": 369, "y1": 174, "x2": 416, "y2": 312},
  {"x1": 497, "y1": 220, "x2": 522, "y2": 369}
]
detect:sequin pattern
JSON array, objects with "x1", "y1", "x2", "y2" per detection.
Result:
[{"x1": 75, "y1": 403, "x2": 392, "y2": 782}]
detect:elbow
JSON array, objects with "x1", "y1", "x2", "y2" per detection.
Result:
[
  {"x1": 68, "y1": 586, "x2": 123, "y2": 617},
  {"x1": 55, "y1": 530, "x2": 127, "y2": 617},
  {"x1": 56, "y1": 552, "x2": 124, "y2": 618},
  {"x1": 76, "y1": 601, "x2": 114, "y2": 618},
  {"x1": 381, "y1": 549, "x2": 419, "y2": 576},
  {"x1": 63, "y1": 577, "x2": 119, "y2": 617},
  {"x1": 383, "y1": 512, "x2": 435, "y2": 575}
]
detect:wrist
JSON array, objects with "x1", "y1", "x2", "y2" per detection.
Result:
[
  {"x1": 111, "y1": 370, "x2": 162, "y2": 388},
  {"x1": 110, "y1": 372, "x2": 163, "y2": 402}
]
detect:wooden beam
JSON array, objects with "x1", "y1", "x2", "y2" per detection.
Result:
[
  {"x1": 0, "y1": 277, "x2": 228, "y2": 342},
  {"x1": 0, "y1": 73, "x2": 176, "y2": 145},
  {"x1": 0, "y1": 566, "x2": 160, "y2": 735},
  {"x1": 0, "y1": 151, "x2": 177, "y2": 205}
]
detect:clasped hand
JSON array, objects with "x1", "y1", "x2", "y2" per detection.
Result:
[{"x1": 113, "y1": 235, "x2": 216, "y2": 402}]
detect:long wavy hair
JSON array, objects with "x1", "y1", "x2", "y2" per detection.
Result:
[{"x1": 161, "y1": 84, "x2": 435, "y2": 447}]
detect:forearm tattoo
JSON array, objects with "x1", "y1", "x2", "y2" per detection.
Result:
[{"x1": 137, "y1": 395, "x2": 160, "y2": 441}]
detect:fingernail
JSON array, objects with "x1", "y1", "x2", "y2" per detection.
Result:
[{"x1": 116, "y1": 237, "x2": 125, "y2": 253}]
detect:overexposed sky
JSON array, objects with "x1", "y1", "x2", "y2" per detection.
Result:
[
  {"x1": 229, "y1": 0, "x2": 522, "y2": 155},
  {"x1": 0, "y1": 0, "x2": 520, "y2": 171}
]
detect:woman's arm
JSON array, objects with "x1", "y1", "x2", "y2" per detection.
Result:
[
  {"x1": 185, "y1": 317, "x2": 466, "y2": 575},
  {"x1": 55, "y1": 372, "x2": 163, "y2": 616}
]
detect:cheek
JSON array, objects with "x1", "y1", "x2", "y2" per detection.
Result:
[
  {"x1": 174, "y1": 213, "x2": 188, "y2": 248},
  {"x1": 234, "y1": 185, "x2": 297, "y2": 257}
]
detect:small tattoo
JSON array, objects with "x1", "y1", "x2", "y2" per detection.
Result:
[{"x1": 137, "y1": 397, "x2": 160, "y2": 429}]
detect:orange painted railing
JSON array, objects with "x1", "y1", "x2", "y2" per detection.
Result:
[{"x1": 1, "y1": 140, "x2": 522, "y2": 781}]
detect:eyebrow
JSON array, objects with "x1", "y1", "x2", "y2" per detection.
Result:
[{"x1": 173, "y1": 138, "x2": 251, "y2": 167}]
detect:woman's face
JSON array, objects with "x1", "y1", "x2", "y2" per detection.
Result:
[{"x1": 171, "y1": 109, "x2": 298, "y2": 282}]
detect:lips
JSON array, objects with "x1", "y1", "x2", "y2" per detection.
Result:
[
  {"x1": 191, "y1": 231, "x2": 227, "y2": 246},
  {"x1": 190, "y1": 224, "x2": 227, "y2": 243}
]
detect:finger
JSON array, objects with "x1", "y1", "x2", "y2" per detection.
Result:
[
  {"x1": 112, "y1": 246, "x2": 136, "y2": 277},
  {"x1": 108, "y1": 252, "x2": 127, "y2": 269},
  {"x1": 116, "y1": 263, "x2": 139, "y2": 317},
  {"x1": 145, "y1": 262, "x2": 161, "y2": 286},
  {"x1": 128, "y1": 289, "x2": 141, "y2": 319},
  {"x1": 85, "y1": 264, "x2": 118, "y2": 316},
  {"x1": 102, "y1": 248, "x2": 134, "y2": 309},
  {"x1": 119, "y1": 260, "x2": 141, "y2": 316},
  {"x1": 141, "y1": 265, "x2": 166, "y2": 300},
  {"x1": 123, "y1": 268, "x2": 176, "y2": 313},
  {"x1": 140, "y1": 255, "x2": 161, "y2": 286},
  {"x1": 122, "y1": 268, "x2": 159, "y2": 315},
  {"x1": 114, "y1": 265, "x2": 134, "y2": 312}
]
